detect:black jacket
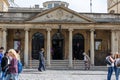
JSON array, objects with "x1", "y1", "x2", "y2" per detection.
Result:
[{"x1": 1, "y1": 56, "x2": 9, "y2": 72}]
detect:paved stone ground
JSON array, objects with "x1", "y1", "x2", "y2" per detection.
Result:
[{"x1": 18, "y1": 69, "x2": 116, "y2": 80}]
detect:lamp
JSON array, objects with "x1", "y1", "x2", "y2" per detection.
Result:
[
  {"x1": 56, "y1": 25, "x2": 62, "y2": 39},
  {"x1": 15, "y1": 29, "x2": 20, "y2": 36},
  {"x1": 94, "y1": 31, "x2": 96, "y2": 38}
]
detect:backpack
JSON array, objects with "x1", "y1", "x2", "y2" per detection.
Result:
[
  {"x1": 18, "y1": 60, "x2": 23, "y2": 73},
  {"x1": 115, "y1": 58, "x2": 120, "y2": 67},
  {"x1": 105, "y1": 56, "x2": 112, "y2": 65}
]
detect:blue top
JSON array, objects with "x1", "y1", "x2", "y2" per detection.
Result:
[{"x1": 0, "y1": 53, "x2": 3, "y2": 64}]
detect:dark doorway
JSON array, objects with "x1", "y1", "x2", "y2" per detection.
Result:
[
  {"x1": 73, "y1": 33, "x2": 84, "y2": 60},
  {"x1": 32, "y1": 32, "x2": 44, "y2": 60},
  {"x1": 52, "y1": 33, "x2": 64, "y2": 60}
]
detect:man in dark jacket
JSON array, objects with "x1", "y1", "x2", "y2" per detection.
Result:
[
  {"x1": 38, "y1": 48, "x2": 45, "y2": 71},
  {"x1": 1, "y1": 51, "x2": 10, "y2": 79}
]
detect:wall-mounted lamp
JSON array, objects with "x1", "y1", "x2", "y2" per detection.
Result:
[
  {"x1": 15, "y1": 29, "x2": 21, "y2": 37},
  {"x1": 94, "y1": 31, "x2": 96, "y2": 38},
  {"x1": 56, "y1": 25, "x2": 62, "y2": 39}
]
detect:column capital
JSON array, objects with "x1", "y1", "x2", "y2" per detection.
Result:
[
  {"x1": 24, "y1": 28, "x2": 29, "y2": 31},
  {"x1": 90, "y1": 28, "x2": 95, "y2": 32},
  {"x1": 68, "y1": 28, "x2": 73, "y2": 32},
  {"x1": 111, "y1": 29, "x2": 116, "y2": 32},
  {"x1": 2, "y1": 28, "x2": 7, "y2": 31},
  {"x1": 46, "y1": 28, "x2": 51, "y2": 31}
]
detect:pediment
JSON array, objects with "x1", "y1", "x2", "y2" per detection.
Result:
[{"x1": 27, "y1": 6, "x2": 95, "y2": 23}]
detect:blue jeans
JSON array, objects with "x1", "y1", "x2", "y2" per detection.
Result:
[
  {"x1": 107, "y1": 67, "x2": 114, "y2": 80},
  {"x1": 0, "y1": 64, "x2": 2, "y2": 80},
  {"x1": 39, "y1": 62, "x2": 46, "y2": 71},
  {"x1": 2, "y1": 72, "x2": 6, "y2": 80},
  {"x1": 6, "y1": 73, "x2": 18, "y2": 80},
  {"x1": 114, "y1": 66, "x2": 120, "y2": 80}
]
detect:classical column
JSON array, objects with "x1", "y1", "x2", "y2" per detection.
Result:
[
  {"x1": 111, "y1": 30, "x2": 118, "y2": 53},
  {"x1": 68, "y1": 28, "x2": 73, "y2": 68},
  {"x1": 2, "y1": 28, "x2": 7, "y2": 51},
  {"x1": 111, "y1": 30, "x2": 115, "y2": 53},
  {"x1": 90, "y1": 29, "x2": 95, "y2": 65},
  {"x1": 24, "y1": 28, "x2": 29, "y2": 67},
  {"x1": 46, "y1": 28, "x2": 51, "y2": 67},
  {"x1": 0, "y1": 29, "x2": 2, "y2": 47}
]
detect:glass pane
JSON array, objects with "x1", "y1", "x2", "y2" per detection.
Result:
[{"x1": 48, "y1": 4, "x2": 52, "y2": 8}]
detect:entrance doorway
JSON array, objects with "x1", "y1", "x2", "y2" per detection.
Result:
[
  {"x1": 32, "y1": 32, "x2": 44, "y2": 60},
  {"x1": 52, "y1": 33, "x2": 64, "y2": 60},
  {"x1": 73, "y1": 33, "x2": 84, "y2": 60}
]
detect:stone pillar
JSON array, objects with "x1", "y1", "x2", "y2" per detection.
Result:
[
  {"x1": 46, "y1": 28, "x2": 51, "y2": 67},
  {"x1": 90, "y1": 29, "x2": 95, "y2": 65},
  {"x1": 68, "y1": 28, "x2": 73, "y2": 68},
  {"x1": 0, "y1": 29, "x2": 2, "y2": 47},
  {"x1": 2, "y1": 28, "x2": 7, "y2": 51},
  {"x1": 111, "y1": 30, "x2": 115, "y2": 53},
  {"x1": 111, "y1": 30, "x2": 118, "y2": 53},
  {"x1": 24, "y1": 28, "x2": 29, "y2": 67}
]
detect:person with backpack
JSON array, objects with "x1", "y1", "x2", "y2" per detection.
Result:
[
  {"x1": 106, "y1": 52, "x2": 115, "y2": 80},
  {"x1": 6, "y1": 49, "x2": 18, "y2": 80},
  {"x1": 1, "y1": 51, "x2": 10, "y2": 80},
  {"x1": 15, "y1": 50, "x2": 22, "y2": 74}
]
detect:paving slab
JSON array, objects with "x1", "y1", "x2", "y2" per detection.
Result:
[{"x1": 18, "y1": 69, "x2": 116, "y2": 80}]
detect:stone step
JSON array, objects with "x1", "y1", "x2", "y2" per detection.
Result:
[{"x1": 28, "y1": 60, "x2": 85, "y2": 70}]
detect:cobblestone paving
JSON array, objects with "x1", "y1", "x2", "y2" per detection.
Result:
[{"x1": 18, "y1": 69, "x2": 116, "y2": 80}]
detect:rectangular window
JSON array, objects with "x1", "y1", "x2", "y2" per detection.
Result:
[
  {"x1": 48, "y1": 4, "x2": 52, "y2": 8},
  {"x1": 54, "y1": 3, "x2": 59, "y2": 7},
  {"x1": 95, "y1": 39, "x2": 102, "y2": 50},
  {"x1": 14, "y1": 39, "x2": 21, "y2": 50}
]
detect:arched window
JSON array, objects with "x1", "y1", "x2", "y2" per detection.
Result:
[{"x1": 110, "y1": 10, "x2": 115, "y2": 14}]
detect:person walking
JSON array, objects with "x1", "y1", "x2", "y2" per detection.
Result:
[
  {"x1": 114, "y1": 52, "x2": 120, "y2": 80},
  {"x1": 0, "y1": 47, "x2": 4, "y2": 80},
  {"x1": 6, "y1": 49, "x2": 18, "y2": 80},
  {"x1": 106, "y1": 52, "x2": 115, "y2": 80},
  {"x1": 15, "y1": 49, "x2": 23, "y2": 76},
  {"x1": 1, "y1": 51, "x2": 10, "y2": 80},
  {"x1": 38, "y1": 48, "x2": 46, "y2": 71},
  {"x1": 83, "y1": 52, "x2": 90, "y2": 70}
]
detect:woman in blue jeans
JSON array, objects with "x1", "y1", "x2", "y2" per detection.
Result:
[
  {"x1": 107, "y1": 52, "x2": 115, "y2": 80},
  {"x1": 114, "y1": 53, "x2": 120, "y2": 80}
]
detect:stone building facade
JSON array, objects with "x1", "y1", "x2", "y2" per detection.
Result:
[
  {"x1": 0, "y1": 0, "x2": 9, "y2": 12},
  {"x1": 0, "y1": 1, "x2": 120, "y2": 68},
  {"x1": 108, "y1": 0, "x2": 120, "y2": 13}
]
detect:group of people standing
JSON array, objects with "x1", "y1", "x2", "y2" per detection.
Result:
[
  {"x1": 107, "y1": 52, "x2": 120, "y2": 80},
  {"x1": 0, "y1": 47, "x2": 22, "y2": 80}
]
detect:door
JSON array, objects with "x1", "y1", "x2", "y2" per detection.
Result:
[
  {"x1": 52, "y1": 33, "x2": 64, "y2": 60},
  {"x1": 73, "y1": 33, "x2": 84, "y2": 60},
  {"x1": 32, "y1": 32, "x2": 44, "y2": 60}
]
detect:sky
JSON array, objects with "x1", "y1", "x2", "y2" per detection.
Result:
[{"x1": 14, "y1": 0, "x2": 107, "y2": 13}]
